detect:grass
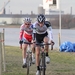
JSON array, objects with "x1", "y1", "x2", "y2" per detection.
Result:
[{"x1": 2, "y1": 46, "x2": 75, "y2": 75}]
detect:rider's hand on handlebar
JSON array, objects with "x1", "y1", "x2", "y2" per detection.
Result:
[
  {"x1": 32, "y1": 40, "x2": 36, "y2": 46},
  {"x1": 19, "y1": 40, "x2": 23, "y2": 49},
  {"x1": 32, "y1": 40, "x2": 36, "y2": 43},
  {"x1": 50, "y1": 40, "x2": 55, "y2": 50},
  {"x1": 50, "y1": 40, "x2": 55, "y2": 45}
]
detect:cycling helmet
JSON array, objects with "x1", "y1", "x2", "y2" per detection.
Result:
[
  {"x1": 37, "y1": 14, "x2": 45, "y2": 23},
  {"x1": 23, "y1": 17, "x2": 31, "y2": 23}
]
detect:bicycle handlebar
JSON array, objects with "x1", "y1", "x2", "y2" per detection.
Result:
[
  {"x1": 24, "y1": 42, "x2": 51, "y2": 46},
  {"x1": 36, "y1": 43, "x2": 51, "y2": 47},
  {"x1": 24, "y1": 42, "x2": 33, "y2": 45}
]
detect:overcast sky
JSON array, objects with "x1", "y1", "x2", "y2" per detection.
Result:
[{"x1": 0, "y1": 0, "x2": 75, "y2": 14}]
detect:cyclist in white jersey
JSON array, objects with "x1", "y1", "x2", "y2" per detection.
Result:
[
  {"x1": 19, "y1": 17, "x2": 35, "y2": 68},
  {"x1": 32, "y1": 14, "x2": 54, "y2": 75}
]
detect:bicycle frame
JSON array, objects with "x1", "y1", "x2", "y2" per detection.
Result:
[{"x1": 39, "y1": 45, "x2": 46, "y2": 75}]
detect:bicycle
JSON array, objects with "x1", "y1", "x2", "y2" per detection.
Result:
[
  {"x1": 24, "y1": 42, "x2": 53, "y2": 75},
  {"x1": 36, "y1": 43, "x2": 51, "y2": 75},
  {"x1": 24, "y1": 42, "x2": 33, "y2": 75}
]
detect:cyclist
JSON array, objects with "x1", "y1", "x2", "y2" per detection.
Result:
[
  {"x1": 19, "y1": 17, "x2": 35, "y2": 68},
  {"x1": 32, "y1": 14, "x2": 54, "y2": 75}
]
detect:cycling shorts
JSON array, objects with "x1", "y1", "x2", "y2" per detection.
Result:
[{"x1": 35, "y1": 32, "x2": 48, "y2": 43}]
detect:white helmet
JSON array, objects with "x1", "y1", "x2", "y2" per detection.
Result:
[{"x1": 23, "y1": 17, "x2": 31, "y2": 23}]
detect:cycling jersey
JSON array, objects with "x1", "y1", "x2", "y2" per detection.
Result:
[
  {"x1": 19, "y1": 24, "x2": 33, "y2": 42},
  {"x1": 32, "y1": 21, "x2": 53, "y2": 41}
]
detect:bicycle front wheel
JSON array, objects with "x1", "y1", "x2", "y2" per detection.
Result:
[
  {"x1": 42, "y1": 52, "x2": 46, "y2": 75},
  {"x1": 26, "y1": 52, "x2": 30, "y2": 75}
]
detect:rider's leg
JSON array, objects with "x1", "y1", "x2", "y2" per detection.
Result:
[
  {"x1": 43, "y1": 36, "x2": 49, "y2": 55},
  {"x1": 43, "y1": 36, "x2": 50, "y2": 63},
  {"x1": 31, "y1": 44, "x2": 35, "y2": 63},
  {"x1": 32, "y1": 33, "x2": 36, "y2": 57},
  {"x1": 22, "y1": 43, "x2": 28, "y2": 67},
  {"x1": 31, "y1": 43, "x2": 35, "y2": 56},
  {"x1": 36, "y1": 46, "x2": 40, "y2": 71}
]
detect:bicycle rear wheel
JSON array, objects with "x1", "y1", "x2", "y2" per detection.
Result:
[{"x1": 26, "y1": 52, "x2": 30, "y2": 75}]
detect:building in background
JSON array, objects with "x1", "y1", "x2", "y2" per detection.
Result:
[
  {"x1": 38, "y1": 4, "x2": 45, "y2": 14},
  {"x1": 43, "y1": 0, "x2": 64, "y2": 14}
]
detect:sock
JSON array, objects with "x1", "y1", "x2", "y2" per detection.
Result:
[
  {"x1": 37, "y1": 66, "x2": 40, "y2": 70},
  {"x1": 23, "y1": 58, "x2": 26, "y2": 64},
  {"x1": 46, "y1": 52, "x2": 48, "y2": 57}
]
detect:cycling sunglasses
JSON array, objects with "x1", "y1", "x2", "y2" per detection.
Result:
[
  {"x1": 25, "y1": 23, "x2": 30, "y2": 25},
  {"x1": 38, "y1": 22, "x2": 44, "y2": 25}
]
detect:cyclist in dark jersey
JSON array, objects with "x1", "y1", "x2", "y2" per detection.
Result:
[{"x1": 32, "y1": 14, "x2": 54, "y2": 75}]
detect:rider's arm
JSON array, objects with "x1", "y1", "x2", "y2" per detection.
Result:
[
  {"x1": 48, "y1": 26, "x2": 53, "y2": 42},
  {"x1": 19, "y1": 24, "x2": 24, "y2": 44},
  {"x1": 31, "y1": 22, "x2": 36, "y2": 41},
  {"x1": 45, "y1": 21, "x2": 53, "y2": 42}
]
